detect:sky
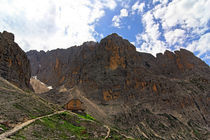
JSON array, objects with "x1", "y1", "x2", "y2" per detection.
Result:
[{"x1": 0, "y1": 0, "x2": 210, "y2": 65}]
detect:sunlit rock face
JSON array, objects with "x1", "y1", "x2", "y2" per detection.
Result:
[
  {"x1": 27, "y1": 33, "x2": 210, "y2": 139},
  {"x1": 0, "y1": 31, "x2": 32, "y2": 90}
]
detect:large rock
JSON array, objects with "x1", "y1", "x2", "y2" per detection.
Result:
[
  {"x1": 27, "y1": 33, "x2": 210, "y2": 139},
  {"x1": 0, "y1": 31, "x2": 31, "y2": 90}
]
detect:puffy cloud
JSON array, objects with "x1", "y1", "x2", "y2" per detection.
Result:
[
  {"x1": 136, "y1": 0, "x2": 210, "y2": 61},
  {"x1": 120, "y1": 9, "x2": 128, "y2": 17},
  {"x1": 187, "y1": 33, "x2": 210, "y2": 57},
  {"x1": 136, "y1": 11, "x2": 167, "y2": 55},
  {"x1": 132, "y1": 1, "x2": 145, "y2": 14},
  {"x1": 0, "y1": 0, "x2": 117, "y2": 51},
  {"x1": 112, "y1": 8, "x2": 128, "y2": 28},
  {"x1": 155, "y1": 0, "x2": 210, "y2": 33},
  {"x1": 164, "y1": 29, "x2": 185, "y2": 46}
]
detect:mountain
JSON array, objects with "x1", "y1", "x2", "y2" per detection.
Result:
[
  {"x1": 0, "y1": 77, "x2": 126, "y2": 140},
  {"x1": 0, "y1": 31, "x2": 32, "y2": 91},
  {"x1": 0, "y1": 31, "x2": 129, "y2": 140},
  {"x1": 0, "y1": 31, "x2": 59, "y2": 136},
  {"x1": 27, "y1": 33, "x2": 210, "y2": 139}
]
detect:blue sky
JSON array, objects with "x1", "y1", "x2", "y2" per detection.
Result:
[{"x1": 0, "y1": 0, "x2": 209, "y2": 65}]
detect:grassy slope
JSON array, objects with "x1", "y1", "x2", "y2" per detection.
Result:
[
  {"x1": 0, "y1": 77, "x2": 60, "y2": 134},
  {"x1": 10, "y1": 111, "x2": 130, "y2": 140}
]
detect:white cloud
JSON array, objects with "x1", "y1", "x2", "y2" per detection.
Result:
[
  {"x1": 112, "y1": 8, "x2": 128, "y2": 28},
  {"x1": 120, "y1": 9, "x2": 128, "y2": 17},
  {"x1": 164, "y1": 29, "x2": 185, "y2": 46},
  {"x1": 186, "y1": 33, "x2": 210, "y2": 57},
  {"x1": 136, "y1": 0, "x2": 210, "y2": 60},
  {"x1": 0, "y1": 0, "x2": 117, "y2": 51},
  {"x1": 132, "y1": 1, "x2": 145, "y2": 14},
  {"x1": 153, "y1": 0, "x2": 210, "y2": 33},
  {"x1": 136, "y1": 11, "x2": 167, "y2": 55}
]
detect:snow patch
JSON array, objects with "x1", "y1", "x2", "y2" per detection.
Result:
[{"x1": 48, "y1": 86, "x2": 53, "y2": 90}]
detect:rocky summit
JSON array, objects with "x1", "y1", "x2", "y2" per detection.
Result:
[
  {"x1": 0, "y1": 31, "x2": 32, "y2": 90},
  {"x1": 27, "y1": 33, "x2": 210, "y2": 139}
]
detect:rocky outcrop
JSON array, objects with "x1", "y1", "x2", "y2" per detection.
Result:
[
  {"x1": 30, "y1": 77, "x2": 51, "y2": 93},
  {"x1": 27, "y1": 33, "x2": 210, "y2": 139},
  {"x1": 0, "y1": 31, "x2": 31, "y2": 90}
]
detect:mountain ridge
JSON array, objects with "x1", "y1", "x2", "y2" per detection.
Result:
[{"x1": 27, "y1": 33, "x2": 210, "y2": 139}]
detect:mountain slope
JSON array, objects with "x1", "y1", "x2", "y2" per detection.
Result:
[
  {"x1": 27, "y1": 33, "x2": 210, "y2": 139},
  {"x1": 0, "y1": 31, "x2": 32, "y2": 90},
  {"x1": 0, "y1": 31, "x2": 59, "y2": 136},
  {"x1": 9, "y1": 111, "x2": 130, "y2": 140},
  {"x1": 0, "y1": 77, "x2": 59, "y2": 135},
  {"x1": 0, "y1": 31, "x2": 135, "y2": 140}
]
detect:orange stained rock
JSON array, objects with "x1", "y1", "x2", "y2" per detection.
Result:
[
  {"x1": 105, "y1": 43, "x2": 125, "y2": 70},
  {"x1": 8, "y1": 59, "x2": 12, "y2": 67},
  {"x1": 17, "y1": 59, "x2": 22, "y2": 66},
  {"x1": 126, "y1": 80, "x2": 130, "y2": 86},
  {"x1": 59, "y1": 76, "x2": 65, "y2": 84},
  {"x1": 72, "y1": 71, "x2": 78, "y2": 74},
  {"x1": 186, "y1": 63, "x2": 194, "y2": 69},
  {"x1": 103, "y1": 90, "x2": 112, "y2": 101},
  {"x1": 109, "y1": 53, "x2": 125, "y2": 70},
  {"x1": 103, "y1": 90, "x2": 120, "y2": 101},
  {"x1": 15, "y1": 55, "x2": 21, "y2": 66},
  {"x1": 55, "y1": 58, "x2": 59, "y2": 70},
  {"x1": 112, "y1": 92, "x2": 120, "y2": 99},
  {"x1": 152, "y1": 84, "x2": 158, "y2": 92},
  {"x1": 180, "y1": 102, "x2": 185, "y2": 109},
  {"x1": 135, "y1": 81, "x2": 142, "y2": 89},
  {"x1": 141, "y1": 82, "x2": 147, "y2": 90},
  {"x1": 176, "y1": 57, "x2": 184, "y2": 70}
]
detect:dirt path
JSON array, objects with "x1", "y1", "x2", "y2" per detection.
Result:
[
  {"x1": 104, "y1": 125, "x2": 111, "y2": 140},
  {"x1": 0, "y1": 111, "x2": 65, "y2": 140}
]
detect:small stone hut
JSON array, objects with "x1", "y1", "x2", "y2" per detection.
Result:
[{"x1": 65, "y1": 99, "x2": 85, "y2": 112}]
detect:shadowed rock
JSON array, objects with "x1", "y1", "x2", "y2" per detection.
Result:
[{"x1": 0, "y1": 31, "x2": 32, "y2": 90}]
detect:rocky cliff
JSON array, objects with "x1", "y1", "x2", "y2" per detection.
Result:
[
  {"x1": 27, "y1": 33, "x2": 210, "y2": 139},
  {"x1": 0, "y1": 31, "x2": 31, "y2": 90}
]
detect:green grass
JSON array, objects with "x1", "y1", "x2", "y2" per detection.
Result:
[
  {"x1": 11, "y1": 133, "x2": 26, "y2": 140},
  {"x1": 35, "y1": 112, "x2": 89, "y2": 139},
  {"x1": 0, "y1": 123, "x2": 8, "y2": 133},
  {"x1": 11, "y1": 112, "x2": 128, "y2": 140},
  {"x1": 76, "y1": 113, "x2": 96, "y2": 121}
]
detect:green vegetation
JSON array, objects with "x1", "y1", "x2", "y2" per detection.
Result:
[
  {"x1": 76, "y1": 113, "x2": 96, "y2": 121},
  {"x1": 11, "y1": 111, "x2": 127, "y2": 140},
  {"x1": 11, "y1": 112, "x2": 89, "y2": 139},
  {"x1": 0, "y1": 77, "x2": 58, "y2": 130},
  {"x1": 38, "y1": 112, "x2": 88, "y2": 139},
  {"x1": 0, "y1": 124, "x2": 7, "y2": 130},
  {"x1": 11, "y1": 133, "x2": 26, "y2": 140}
]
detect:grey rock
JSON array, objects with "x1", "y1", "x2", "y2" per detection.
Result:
[{"x1": 0, "y1": 31, "x2": 32, "y2": 90}]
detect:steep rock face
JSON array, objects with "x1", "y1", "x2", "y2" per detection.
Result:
[
  {"x1": 156, "y1": 49, "x2": 209, "y2": 77},
  {"x1": 27, "y1": 33, "x2": 210, "y2": 139},
  {"x1": 0, "y1": 31, "x2": 31, "y2": 90}
]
